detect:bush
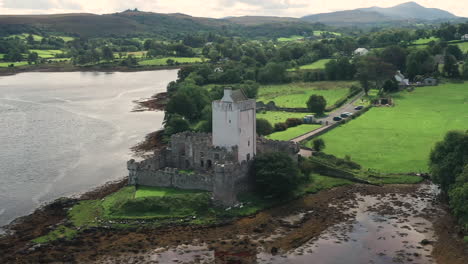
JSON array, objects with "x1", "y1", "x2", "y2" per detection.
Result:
[
  {"x1": 313, "y1": 152, "x2": 361, "y2": 170},
  {"x1": 285, "y1": 118, "x2": 303, "y2": 128},
  {"x1": 257, "y1": 118, "x2": 273, "y2": 136},
  {"x1": 252, "y1": 152, "x2": 303, "y2": 198},
  {"x1": 312, "y1": 138, "x2": 325, "y2": 151},
  {"x1": 274, "y1": 122, "x2": 288, "y2": 132}
]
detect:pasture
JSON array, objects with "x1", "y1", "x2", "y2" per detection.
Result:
[
  {"x1": 313, "y1": 31, "x2": 341, "y2": 37},
  {"x1": 135, "y1": 186, "x2": 205, "y2": 198},
  {"x1": 412, "y1": 37, "x2": 439, "y2": 45},
  {"x1": 267, "y1": 124, "x2": 321, "y2": 141},
  {"x1": 0, "y1": 61, "x2": 29, "y2": 67},
  {"x1": 455, "y1": 42, "x2": 468, "y2": 53},
  {"x1": 290, "y1": 59, "x2": 332, "y2": 71},
  {"x1": 30, "y1": 49, "x2": 63, "y2": 58},
  {"x1": 305, "y1": 82, "x2": 468, "y2": 173},
  {"x1": 139, "y1": 57, "x2": 204, "y2": 66},
  {"x1": 257, "y1": 111, "x2": 312, "y2": 125},
  {"x1": 258, "y1": 81, "x2": 354, "y2": 108}
]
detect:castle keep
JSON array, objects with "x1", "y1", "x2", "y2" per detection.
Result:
[{"x1": 128, "y1": 88, "x2": 299, "y2": 205}]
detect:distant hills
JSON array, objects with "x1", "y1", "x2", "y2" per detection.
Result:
[
  {"x1": 0, "y1": 1, "x2": 464, "y2": 38},
  {"x1": 301, "y1": 1, "x2": 460, "y2": 26}
]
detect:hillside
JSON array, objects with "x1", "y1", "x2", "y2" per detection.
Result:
[
  {"x1": 359, "y1": 2, "x2": 457, "y2": 20},
  {"x1": 225, "y1": 16, "x2": 300, "y2": 26},
  {"x1": 301, "y1": 1, "x2": 459, "y2": 26}
]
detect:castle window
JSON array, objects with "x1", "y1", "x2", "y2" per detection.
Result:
[
  {"x1": 248, "y1": 140, "x2": 250, "y2": 146},
  {"x1": 247, "y1": 154, "x2": 251, "y2": 161},
  {"x1": 200, "y1": 160, "x2": 204, "y2": 168},
  {"x1": 214, "y1": 154, "x2": 220, "y2": 160},
  {"x1": 207, "y1": 160, "x2": 212, "y2": 169},
  {"x1": 200, "y1": 152, "x2": 204, "y2": 158},
  {"x1": 229, "y1": 119, "x2": 231, "y2": 123},
  {"x1": 185, "y1": 160, "x2": 190, "y2": 168}
]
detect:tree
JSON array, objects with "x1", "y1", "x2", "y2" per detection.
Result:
[
  {"x1": 27, "y1": 52, "x2": 39, "y2": 65},
  {"x1": 306, "y1": 95, "x2": 327, "y2": 115},
  {"x1": 443, "y1": 55, "x2": 460, "y2": 78},
  {"x1": 166, "y1": 93, "x2": 198, "y2": 121},
  {"x1": 312, "y1": 138, "x2": 325, "y2": 152},
  {"x1": 406, "y1": 50, "x2": 435, "y2": 79},
  {"x1": 164, "y1": 115, "x2": 190, "y2": 136},
  {"x1": 252, "y1": 152, "x2": 302, "y2": 198},
  {"x1": 429, "y1": 130, "x2": 468, "y2": 193},
  {"x1": 380, "y1": 45, "x2": 407, "y2": 71},
  {"x1": 257, "y1": 62, "x2": 288, "y2": 84},
  {"x1": 355, "y1": 56, "x2": 396, "y2": 93},
  {"x1": 26, "y1": 34, "x2": 35, "y2": 45},
  {"x1": 256, "y1": 119, "x2": 273, "y2": 136},
  {"x1": 382, "y1": 79, "x2": 399, "y2": 93},
  {"x1": 446, "y1": 45, "x2": 463, "y2": 61},
  {"x1": 102, "y1": 46, "x2": 114, "y2": 61}
]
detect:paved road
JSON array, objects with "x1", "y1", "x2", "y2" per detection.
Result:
[{"x1": 291, "y1": 91, "x2": 365, "y2": 143}]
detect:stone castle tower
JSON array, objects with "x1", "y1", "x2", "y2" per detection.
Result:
[{"x1": 212, "y1": 88, "x2": 256, "y2": 162}]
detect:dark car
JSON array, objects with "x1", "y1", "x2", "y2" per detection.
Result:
[
  {"x1": 333, "y1": 116, "x2": 342, "y2": 121},
  {"x1": 354, "y1": 105, "x2": 364, "y2": 110}
]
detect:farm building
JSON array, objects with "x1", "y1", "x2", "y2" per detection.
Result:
[{"x1": 354, "y1": 48, "x2": 369, "y2": 56}]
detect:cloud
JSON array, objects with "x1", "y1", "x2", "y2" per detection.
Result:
[{"x1": 2, "y1": 0, "x2": 81, "y2": 10}]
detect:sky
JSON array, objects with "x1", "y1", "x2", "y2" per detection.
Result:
[{"x1": 0, "y1": 0, "x2": 466, "y2": 18}]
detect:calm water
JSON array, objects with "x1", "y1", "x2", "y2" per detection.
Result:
[{"x1": 0, "y1": 70, "x2": 178, "y2": 231}]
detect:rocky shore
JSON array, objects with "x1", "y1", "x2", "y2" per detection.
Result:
[{"x1": 1, "y1": 181, "x2": 466, "y2": 263}]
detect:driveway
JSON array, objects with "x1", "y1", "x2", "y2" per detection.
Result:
[{"x1": 291, "y1": 91, "x2": 365, "y2": 143}]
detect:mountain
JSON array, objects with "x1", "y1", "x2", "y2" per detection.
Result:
[
  {"x1": 224, "y1": 16, "x2": 300, "y2": 26},
  {"x1": 301, "y1": 1, "x2": 459, "y2": 26},
  {"x1": 358, "y1": 2, "x2": 457, "y2": 20}
]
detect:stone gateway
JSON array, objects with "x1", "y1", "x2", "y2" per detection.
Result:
[{"x1": 128, "y1": 88, "x2": 299, "y2": 205}]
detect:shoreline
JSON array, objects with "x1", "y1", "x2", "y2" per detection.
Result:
[
  {"x1": 1, "y1": 181, "x2": 466, "y2": 263},
  {"x1": 0, "y1": 64, "x2": 181, "y2": 77}
]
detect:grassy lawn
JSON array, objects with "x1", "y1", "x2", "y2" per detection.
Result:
[
  {"x1": 258, "y1": 81, "x2": 354, "y2": 108},
  {"x1": 135, "y1": 186, "x2": 205, "y2": 198},
  {"x1": 30, "y1": 49, "x2": 63, "y2": 58},
  {"x1": 7, "y1": 33, "x2": 43, "y2": 41},
  {"x1": 305, "y1": 82, "x2": 468, "y2": 173},
  {"x1": 55, "y1": 35, "x2": 74, "y2": 42},
  {"x1": 301, "y1": 174, "x2": 352, "y2": 194},
  {"x1": 0, "y1": 54, "x2": 4, "y2": 59},
  {"x1": 257, "y1": 111, "x2": 312, "y2": 125},
  {"x1": 32, "y1": 225, "x2": 77, "y2": 244},
  {"x1": 289, "y1": 59, "x2": 332, "y2": 71},
  {"x1": 139, "y1": 57, "x2": 204, "y2": 66},
  {"x1": 115, "y1": 51, "x2": 147, "y2": 58},
  {"x1": 277, "y1": 35, "x2": 304, "y2": 42},
  {"x1": 267, "y1": 124, "x2": 321, "y2": 141},
  {"x1": 412, "y1": 37, "x2": 439, "y2": 45},
  {"x1": 0, "y1": 61, "x2": 29, "y2": 67}
]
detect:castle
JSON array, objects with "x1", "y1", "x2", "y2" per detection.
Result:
[{"x1": 127, "y1": 88, "x2": 299, "y2": 205}]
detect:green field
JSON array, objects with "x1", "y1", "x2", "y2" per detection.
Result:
[
  {"x1": 257, "y1": 111, "x2": 313, "y2": 125},
  {"x1": 290, "y1": 59, "x2": 332, "y2": 71},
  {"x1": 455, "y1": 42, "x2": 468, "y2": 53},
  {"x1": 412, "y1": 37, "x2": 439, "y2": 45},
  {"x1": 313, "y1": 31, "x2": 341, "y2": 37},
  {"x1": 115, "y1": 51, "x2": 147, "y2": 58},
  {"x1": 258, "y1": 81, "x2": 354, "y2": 108},
  {"x1": 139, "y1": 57, "x2": 204, "y2": 66},
  {"x1": 267, "y1": 124, "x2": 321, "y2": 141},
  {"x1": 277, "y1": 35, "x2": 304, "y2": 42},
  {"x1": 0, "y1": 54, "x2": 4, "y2": 59},
  {"x1": 135, "y1": 186, "x2": 205, "y2": 198},
  {"x1": 7, "y1": 33, "x2": 43, "y2": 41},
  {"x1": 305, "y1": 83, "x2": 468, "y2": 173},
  {"x1": 0, "y1": 61, "x2": 29, "y2": 67},
  {"x1": 30, "y1": 49, "x2": 63, "y2": 58}
]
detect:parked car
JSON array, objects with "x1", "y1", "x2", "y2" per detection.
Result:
[
  {"x1": 340, "y1": 112, "x2": 353, "y2": 118},
  {"x1": 333, "y1": 116, "x2": 342, "y2": 121},
  {"x1": 354, "y1": 105, "x2": 364, "y2": 110}
]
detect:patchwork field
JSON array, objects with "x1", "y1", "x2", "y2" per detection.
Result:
[
  {"x1": 135, "y1": 186, "x2": 205, "y2": 198},
  {"x1": 289, "y1": 59, "x2": 332, "y2": 71},
  {"x1": 305, "y1": 82, "x2": 468, "y2": 173},
  {"x1": 258, "y1": 81, "x2": 354, "y2": 108},
  {"x1": 267, "y1": 124, "x2": 321, "y2": 141},
  {"x1": 257, "y1": 111, "x2": 313, "y2": 125},
  {"x1": 30, "y1": 49, "x2": 64, "y2": 58},
  {"x1": 313, "y1": 31, "x2": 341, "y2": 37},
  {"x1": 139, "y1": 57, "x2": 204, "y2": 66}
]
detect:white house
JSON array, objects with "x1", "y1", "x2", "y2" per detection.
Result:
[
  {"x1": 395, "y1": 71, "x2": 410, "y2": 86},
  {"x1": 212, "y1": 88, "x2": 256, "y2": 162},
  {"x1": 462, "y1": 34, "x2": 468, "y2": 41},
  {"x1": 354, "y1": 48, "x2": 369, "y2": 56}
]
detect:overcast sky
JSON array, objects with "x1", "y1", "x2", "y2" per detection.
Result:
[{"x1": 0, "y1": 0, "x2": 466, "y2": 18}]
